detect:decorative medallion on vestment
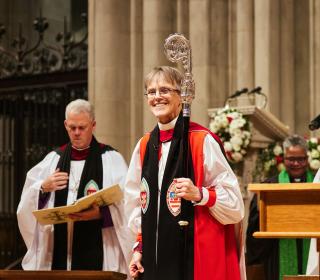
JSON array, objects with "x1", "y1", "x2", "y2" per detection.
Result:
[
  {"x1": 140, "y1": 178, "x2": 150, "y2": 214},
  {"x1": 166, "y1": 181, "x2": 181, "y2": 216},
  {"x1": 84, "y1": 180, "x2": 99, "y2": 196}
]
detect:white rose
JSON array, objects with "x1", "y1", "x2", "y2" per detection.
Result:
[
  {"x1": 214, "y1": 116, "x2": 222, "y2": 127},
  {"x1": 273, "y1": 145, "x2": 283, "y2": 156},
  {"x1": 230, "y1": 135, "x2": 243, "y2": 146},
  {"x1": 317, "y1": 145, "x2": 320, "y2": 152},
  {"x1": 232, "y1": 143, "x2": 241, "y2": 152},
  {"x1": 224, "y1": 142, "x2": 233, "y2": 152},
  {"x1": 216, "y1": 116, "x2": 225, "y2": 127},
  {"x1": 310, "y1": 137, "x2": 318, "y2": 144},
  {"x1": 209, "y1": 122, "x2": 219, "y2": 133},
  {"x1": 237, "y1": 118, "x2": 246, "y2": 128},
  {"x1": 220, "y1": 115, "x2": 229, "y2": 128},
  {"x1": 231, "y1": 128, "x2": 242, "y2": 136},
  {"x1": 229, "y1": 126, "x2": 235, "y2": 134},
  {"x1": 311, "y1": 149, "x2": 320, "y2": 159},
  {"x1": 231, "y1": 152, "x2": 243, "y2": 162},
  {"x1": 310, "y1": 159, "x2": 320, "y2": 170},
  {"x1": 230, "y1": 119, "x2": 241, "y2": 129}
]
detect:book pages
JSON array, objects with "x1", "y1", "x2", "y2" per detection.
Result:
[{"x1": 33, "y1": 184, "x2": 123, "y2": 225}]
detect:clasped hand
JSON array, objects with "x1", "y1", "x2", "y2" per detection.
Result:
[
  {"x1": 174, "y1": 177, "x2": 202, "y2": 202},
  {"x1": 41, "y1": 168, "x2": 68, "y2": 192}
]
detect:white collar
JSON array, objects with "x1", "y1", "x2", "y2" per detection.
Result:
[{"x1": 158, "y1": 116, "x2": 178, "y2": 131}]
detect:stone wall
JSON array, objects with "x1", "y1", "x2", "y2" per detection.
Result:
[{"x1": 89, "y1": 0, "x2": 320, "y2": 162}]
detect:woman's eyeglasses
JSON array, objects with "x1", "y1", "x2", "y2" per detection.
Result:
[{"x1": 144, "y1": 87, "x2": 180, "y2": 98}]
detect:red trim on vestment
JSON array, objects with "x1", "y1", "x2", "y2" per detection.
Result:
[
  {"x1": 136, "y1": 232, "x2": 142, "y2": 242},
  {"x1": 159, "y1": 129, "x2": 174, "y2": 143},
  {"x1": 58, "y1": 143, "x2": 106, "y2": 160},
  {"x1": 206, "y1": 189, "x2": 216, "y2": 207}
]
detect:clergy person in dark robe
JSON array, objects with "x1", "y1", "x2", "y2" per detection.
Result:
[
  {"x1": 246, "y1": 134, "x2": 314, "y2": 280},
  {"x1": 125, "y1": 66, "x2": 246, "y2": 280},
  {"x1": 17, "y1": 99, "x2": 133, "y2": 273}
]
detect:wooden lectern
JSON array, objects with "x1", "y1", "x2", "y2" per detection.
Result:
[
  {"x1": 0, "y1": 270, "x2": 127, "y2": 280},
  {"x1": 248, "y1": 182, "x2": 320, "y2": 280}
]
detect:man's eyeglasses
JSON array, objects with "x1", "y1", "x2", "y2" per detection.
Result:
[
  {"x1": 144, "y1": 87, "x2": 180, "y2": 98},
  {"x1": 284, "y1": 157, "x2": 308, "y2": 164}
]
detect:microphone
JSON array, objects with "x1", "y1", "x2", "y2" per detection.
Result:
[
  {"x1": 229, "y1": 88, "x2": 248, "y2": 98},
  {"x1": 249, "y1": 86, "x2": 262, "y2": 94},
  {"x1": 309, "y1": 114, "x2": 320, "y2": 131}
]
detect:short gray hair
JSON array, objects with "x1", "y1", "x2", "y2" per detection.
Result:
[
  {"x1": 283, "y1": 134, "x2": 308, "y2": 154},
  {"x1": 65, "y1": 99, "x2": 95, "y2": 120},
  {"x1": 144, "y1": 66, "x2": 183, "y2": 91}
]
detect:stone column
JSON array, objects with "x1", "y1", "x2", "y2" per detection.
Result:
[
  {"x1": 228, "y1": 1, "x2": 237, "y2": 97},
  {"x1": 177, "y1": 0, "x2": 189, "y2": 37},
  {"x1": 254, "y1": 0, "x2": 280, "y2": 117},
  {"x1": 88, "y1": 0, "x2": 131, "y2": 159},
  {"x1": 129, "y1": 0, "x2": 144, "y2": 151},
  {"x1": 189, "y1": 0, "x2": 210, "y2": 126},
  {"x1": 294, "y1": 0, "x2": 311, "y2": 135},
  {"x1": 142, "y1": 0, "x2": 177, "y2": 132},
  {"x1": 279, "y1": 0, "x2": 295, "y2": 132},
  {"x1": 236, "y1": 0, "x2": 254, "y2": 90},
  {"x1": 208, "y1": 0, "x2": 230, "y2": 110}
]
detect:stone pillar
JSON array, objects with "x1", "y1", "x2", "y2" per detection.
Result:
[
  {"x1": 279, "y1": 0, "x2": 295, "y2": 132},
  {"x1": 236, "y1": 0, "x2": 254, "y2": 90},
  {"x1": 254, "y1": 0, "x2": 280, "y2": 117},
  {"x1": 189, "y1": 0, "x2": 210, "y2": 126},
  {"x1": 208, "y1": 0, "x2": 230, "y2": 110},
  {"x1": 294, "y1": 0, "x2": 311, "y2": 135},
  {"x1": 142, "y1": 0, "x2": 177, "y2": 132},
  {"x1": 129, "y1": 0, "x2": 143, "y2": 151},
  {"x1": 228, "y1": 1, "x2": 237, "y2": 97},
  {"x1": 177, "y1": 0, "x2": 189, "y2": 37},
  {"x1": 88, "y1": 0, "x2": 131, "y2": 160}
]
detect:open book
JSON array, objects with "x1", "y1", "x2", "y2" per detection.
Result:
[{"x1": 33, "y1": 184, "x2": 123, "y2": 225}]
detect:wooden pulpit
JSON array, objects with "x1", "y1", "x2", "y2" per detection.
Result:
[
  {"x1": 0, "y1": 270, "x2": 127, "y2": 280},
  {"x1": 248, "y1": 182, "x2": 320, "y2": 280}
]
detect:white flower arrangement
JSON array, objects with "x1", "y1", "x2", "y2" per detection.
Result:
[
  {"x1": 307, "y1": 137, "x2": 320, "y2": 171},
  {"x1": 210, "y1": 108, "x2": 251, "y2": 163}
]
